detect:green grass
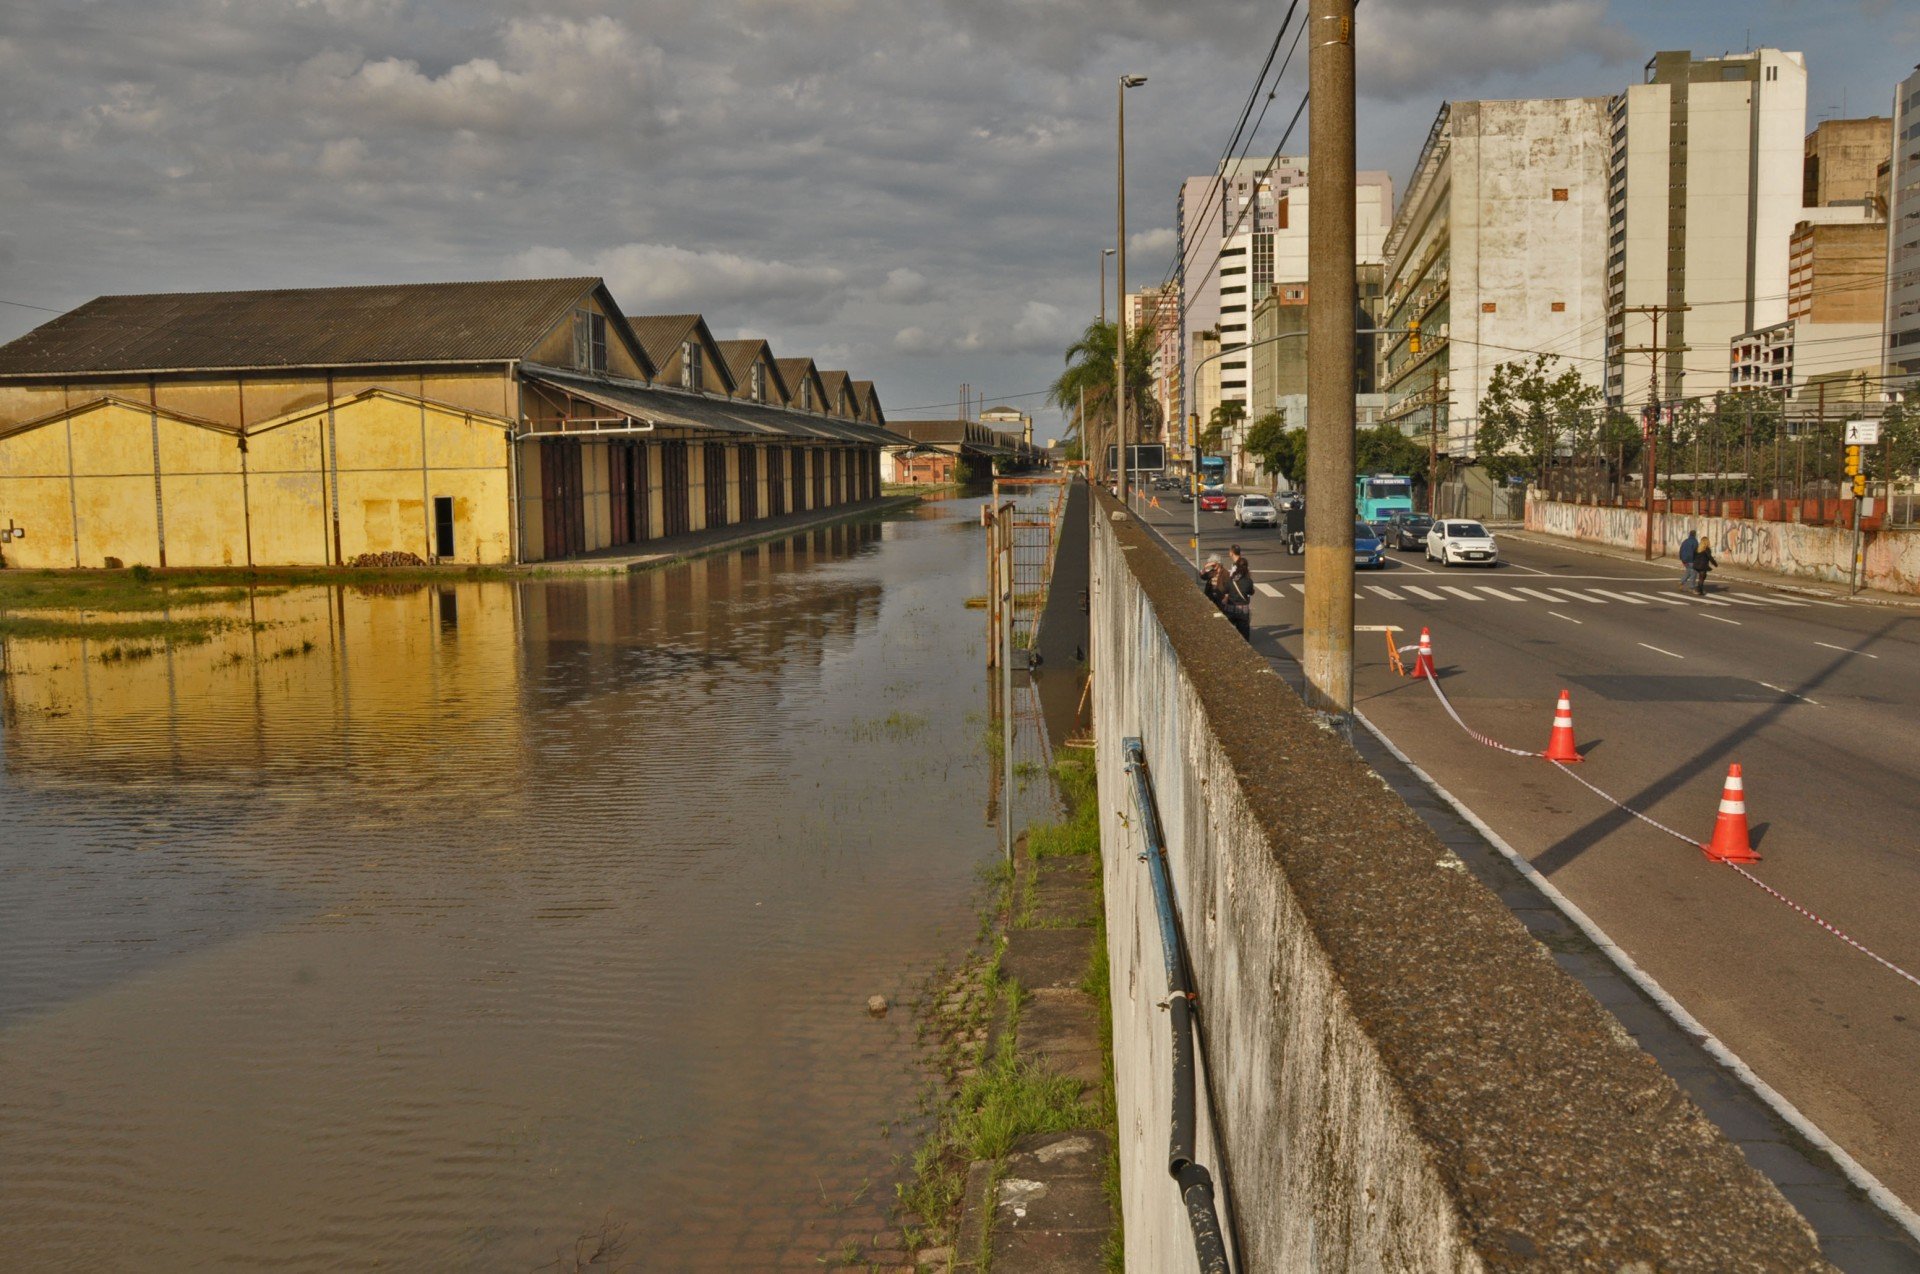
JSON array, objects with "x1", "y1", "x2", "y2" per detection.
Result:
[{"x1": 0, "y1": 613, "x2": 228, "y2": 643}]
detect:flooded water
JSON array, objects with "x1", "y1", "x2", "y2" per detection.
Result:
[{"x1": 0, "y1": 500, "x2": 1007, "y2": 1270}]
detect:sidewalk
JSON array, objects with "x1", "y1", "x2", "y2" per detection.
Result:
[{"x1": 1505, "y1": 527, "x2": 1920, "y2": 610}]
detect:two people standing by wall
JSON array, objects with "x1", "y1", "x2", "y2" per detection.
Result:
[{"x1": 1201, "y1": 551, "x2": 1252, "y2": 640}]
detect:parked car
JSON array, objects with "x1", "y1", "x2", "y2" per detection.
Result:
[
  {"x1": 1353, "y1": 519, "x2": 1385, "y2": 569},
  {"x1": 1384, "y1": 511, "x2": 1433, "y2": 551},
  {"x1": 1233, "y1": 493, "x2": 1278, "y2": 527},
  {"x1": 1198, "y1": 489, "x2": 1230, "y2": 512},
  {"x1": 1426, "y1": 519, "x2": 1499, "y2": 566}
]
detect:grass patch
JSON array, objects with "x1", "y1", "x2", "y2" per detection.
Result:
[
  {"x1": 1027, "y1": 755, "x2": 1098, "y2": 860},
  {"x1": 0, "y1": 614, "x2": 228, "y2": 643},
  {"x1": 851, "y1": 710, "x2": 929, "y2": 741}
]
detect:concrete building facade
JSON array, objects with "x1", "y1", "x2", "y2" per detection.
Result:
[
  {"x1": 1380, "y1": 97, "x2": 1613, "y2": 458},
  {"x1": 1887, "y1": 65, "x2": 1920, "y2": 387},
  {"x1": 1605, "y1": 49, "x2": 1809, "y2": 408},
  {"x1": 0, "y1": 280, "x2": 900, "y2": 570}
]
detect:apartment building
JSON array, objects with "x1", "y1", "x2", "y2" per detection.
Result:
[
  {"x1": 1605, "y1": 49, "x2": 1808, "y2": 408},
  {"x1": 1887, "y1": 64, "x2": 1920, "y2": 387},
  {"x1": 1379, "y1": 98, "x2": 1613, "y2": 457}
]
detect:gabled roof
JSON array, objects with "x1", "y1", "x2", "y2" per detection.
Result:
[
  {"x1": 628, "y1": 313, "x2": 737, "y2": 395},
  {"x1": 852, "y1": 380, "x2": 884, "y2": 426},
  {"x1": 715, "y1": 339, "x2": 790, "y2": 403},
  {"x1": 774, "y1": 358, "x2": 828, "y2": 412},
  {"x1": 0, "y1": 277, "x2": 636, "y2": 377},
  {"x1": 817, "y1": 369, "x2": 857, "y2": 419}
]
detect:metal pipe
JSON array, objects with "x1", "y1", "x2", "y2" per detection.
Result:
[{"x1": 1123, "y1": 737, "x2": 1233, "y2": 1274}]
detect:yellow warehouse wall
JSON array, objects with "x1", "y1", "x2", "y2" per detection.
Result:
[
  {"x1": 0, "y1": 474, "x2": 77, "y2": 568},
  {"x1": 158, "y1": 472, "x2": 249, "y2": 566}
]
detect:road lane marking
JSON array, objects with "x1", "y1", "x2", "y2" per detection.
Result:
[
  {"x1": 1514, "y1": 587, "x2": 1568, "y2": 603},
  {"x1": 1289, "y1": 582, "x2": 1307, "y2": 594},
  {"x1": 1741, "y1": 593, "x2": 1804, "y2": 607},
  {"x1": 1549, "y1": 611, "x2": 1582, "y2": 624},
  {"x1": 1716, "y1": 595, "x2": 1770, "y2": 607},
  {"x1": 1758, "y1": 680, "x2": 1821, "y2": 705},
  {"x1": 1815, "y1": 641, "x2": 1878, "y2": 659},
  {"x1": 1477, "y1": 585, "x2": 1525, "y2": 601},
  {"x1": 1638, "y1": 642, "x2": 1684, "y2": 659},
  {"x1": 1402, "y1": 585, "x2": 1446, "y2": 600},
  {"x1": 1643, "y1": 593, "x2": 1693, "y2": 605},
  {"x1": 1588, "y1": 589, "x2": 1651, "y2": 605},
  {"x1": 1438, "y1": 586, "x2": 1483, "y2": 601},
  {"x1": 1702, "y1": 613, "x2": 1742, "y2": 625},
  {"x1": 1365, "y1": 584, "x2": 1404, "y2": 600},
  {"x1": 1550, "y1": 588, "x2": 1607, "y2": 603},
  {"x1": 1255, "y1": 582, "x2": 1285, "y2": 597}
]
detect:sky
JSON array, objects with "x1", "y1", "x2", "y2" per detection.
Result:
[{"x1": 1, "y1": 1, "x2": 1915, "y2": 437}]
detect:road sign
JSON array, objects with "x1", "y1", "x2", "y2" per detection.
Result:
[
  {"x1": 1104, "y1": 443, "x2": 1166, "y2": 474},
  {"x1": 1845, "y1": 419, "x2": 1881, "y2": 445}
]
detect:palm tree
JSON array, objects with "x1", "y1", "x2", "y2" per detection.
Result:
[{"x1": 1049, "y1": 319, "x2": 1157, "y2": 477}]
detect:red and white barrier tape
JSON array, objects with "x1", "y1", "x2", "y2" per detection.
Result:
[{"x1": 1419, "y1": 658, "x2": 1920, "y2": 993}]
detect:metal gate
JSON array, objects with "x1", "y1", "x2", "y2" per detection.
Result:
[{"x1": 986, "y1": 475, "x2": 1069, "y2": 666}]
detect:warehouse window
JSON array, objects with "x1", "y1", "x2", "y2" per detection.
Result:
[
  {"x1": 1552, "y1": 187, "x2": 1569, "y2": 201},
  {"x1": 751, "y1": 362, "x2": 766, "y2": 402},
  {"x1": 682, "y1": 340, "x2": 702, "y2": 391},
  {"x1": 1482, "y1": 302, "x2": 1498, "y2": 313},
  {"x1": 434, "y1": 497, "x2": 455, "y2": 559},
  {"x1": 1551, "y1": 301, "x2": 1567, "y2": 312},
  {"x1": 572, "y1": 310, "x2": 607, "y2": 373}
]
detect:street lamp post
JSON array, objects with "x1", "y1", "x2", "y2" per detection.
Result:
[
  {"x1": 1099, "y1": 247, "x2": 1115, "y2": 325},
  {"x1": 1116, "y1": 73, "x2": 1147, "y2": 509}
]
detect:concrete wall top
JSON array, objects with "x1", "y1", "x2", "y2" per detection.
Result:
[{"x1": 1093, "y1": 489, "x2": 1827, "y2": 1268}]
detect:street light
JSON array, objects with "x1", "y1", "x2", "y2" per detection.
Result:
[
  {"x1": 1099, "y1": 248, "x2": 1116, "y2": 324},
  {"x1": 1116, "y1": 73, "x2": 1147, "y2": 509}
]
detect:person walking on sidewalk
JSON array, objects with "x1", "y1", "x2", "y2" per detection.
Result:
[
  {"x1": 1678, "y1": 529, "x2": 1699, "y2": 592},
  {"x1": 1693, "y1": 541, "x2": 1718, "y2": 596},
  {"x1": 1229, "y1": 544, "x2": 1253, "y2": 601}
]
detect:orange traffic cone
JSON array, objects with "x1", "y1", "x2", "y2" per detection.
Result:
[
  {"x1": 1410, "y1": 627, "x2": 1436, "y2": 680},
  {"x1": 1703, "y1": 764, "x2": 1760, "y2": 863},
  {"x1": 1543, "y1": 689, "x2": 1582, "y2": 763}
]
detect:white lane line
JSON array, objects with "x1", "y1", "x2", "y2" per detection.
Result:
[
  {"x1": 1759, "y1": 680, "x2": 1822, "y2": 705},
  {"x1": 1289, "y1": 582, "x2": 1307, "y2": 595},
  {"x1": 1692, "y1": 594, "x2": 1734, "y2": 607},
  {"x1": 1588, "y1": 589, "x2": 1651, "y2": 605},
  {"x1": 1549, "y1": 610, "x2": 1583, "y2": 624},
  {"x1": 1255, "y1": 582, "x2": 1285, "y2": 597},
  {"x1": 1815, "y1": 641, "x2": 1878, "y2": 660},
  {"x1": 1402, "y1": 585, "x2": 1447, "y2": 600},
  {"x1": 1550, "y1": 588, "x2": 1608, "y2": 603},
  {"x1": 1514, "y1": 587, "x2": 1568, "y2": 603},
  {"x1": 1716, "y1": 595, "x2": 1770, "y2": 608},
  {"x1": 1643, "y1": 593, "x2": 1693, "y2": 606},
  {"x1": 1638, "y1": 642, "x2": 1684, "y2": 659},
  {"x1": 1366, "y1": 584, "x2": 1404, "y2": 600},
  {"x1": 1741, "y1": 593, "x2": 1804, "y2": 607},
  {"x1": 1438, "y1": 586, "x2": 1483, "y2": 601},
  {"x1": 1477, "y1": 585, "x2": 1525, "y2": 601},
  {"x1": 1702, "y1": 613, "x2": 1742, "y2": 625},
  {"x1": 1505, "y1": 562, "x2": 1553, "y2": 575}
]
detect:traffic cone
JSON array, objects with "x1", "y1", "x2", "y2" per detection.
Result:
[
  {"x1": 1410, "y1": 627, "x2": 1436, "y2": 679},
  {"x1": 1542, "y1": 689, "x2": 1582, "y2": 763},
  {"x1": 1702, "y1": 764, "x2": 1760, "y2": 863}
]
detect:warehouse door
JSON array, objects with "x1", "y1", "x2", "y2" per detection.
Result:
[
  {"x1": 739, "y1": 446, "x2": 759, "y2": 522},
  {"x1": 660, "y1": 441, "x2": 691, "y2": 538},
  {"x1": 540, "y1": 440, "x2": 585, "y2": 559},
  {"x1": 703, "y1": 443, "x2": 729, "y2": 528},
  {"x1": 767, "y1": 445, "x2": 787, "y2": 516}
]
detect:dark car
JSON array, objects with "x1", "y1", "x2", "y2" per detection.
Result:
[
  {"x1": 1198, "y1": 489, "x2": 1230, "y2": 512},
  {"x1": 1353, "y1": 519, "x2": 1386, "y2": 569},
  {"x1": 1385, "y1": 511, "x2": 1433, "y2": 551}
]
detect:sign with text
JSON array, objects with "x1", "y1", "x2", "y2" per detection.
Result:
[
  {"x1": 1845, "y1": 419, "x2": 1881, "y2": 445},
  {"x1": 1104, "y1": 443, "x2": 1166, "y2": 473}
]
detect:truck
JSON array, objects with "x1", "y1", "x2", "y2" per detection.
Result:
[{"x1": 1356, "y1": 473, "x2": 1414, "y2": 527}]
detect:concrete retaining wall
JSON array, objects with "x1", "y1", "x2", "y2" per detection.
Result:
[
  {"x1": 1526, "y1": 495, "x2": 1920, "y2": 595},
  {"x1": 1089, "y1": 489, "x2": 1827, "y2": 1271}
]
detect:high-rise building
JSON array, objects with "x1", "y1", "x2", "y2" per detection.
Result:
[
  {"x1": 1381, "y1": 98, "x2": 1614, "y2": 457},
  {"x1": 1886, "y1": 65, "x2": 1920, "y2": 388},
  {"x1": 1125, "y1": 284, "x2": 1180, "y2": 444},
  {"x1": 1604, "y1": 49, "x2": 1808, "y2": 408}
]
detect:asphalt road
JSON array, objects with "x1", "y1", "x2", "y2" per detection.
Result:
[{"x1": 1138, "y1": 495, "x2": 1920, "y2": 1217}]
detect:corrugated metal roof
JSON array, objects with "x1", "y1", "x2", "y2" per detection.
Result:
[
  {"x1": 0, "y1": 278, "x2": 605, "y2": 376},
  {"x1": 523, "y1": 366, "x2": 909, "y2": 447},
  {"x1": 626, "y1": 314, "x2": 702, "y2": 373}
]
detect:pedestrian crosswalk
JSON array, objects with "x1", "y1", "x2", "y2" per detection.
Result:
[{"x1": 1247, "y1": 578, "x2": 1808, "y2": 610}]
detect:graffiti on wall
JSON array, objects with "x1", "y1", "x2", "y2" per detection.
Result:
[{"x1": 1526, "y1": 498, "x2": 1920, "y2": 596}]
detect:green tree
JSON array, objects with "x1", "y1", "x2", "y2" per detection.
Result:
[
  {"x1": 1244, "y1": 410, "x2": 1306, "y2": 485},
  {"x1": 1047, "y1": 319, "x2": 1156, "y2": 473},
  {"x1": 1476, "y1": 354, "x2": 1603, "y2": 486},
  {"x1": 1355, "y1": 422, "x2": 1427, "y2": 476},
  {"x1": 1198, "y1": 400, "x2": 1245, "y2": 454}
]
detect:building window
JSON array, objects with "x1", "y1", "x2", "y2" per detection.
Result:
[
  {"x1": 800, "y1": 380, "x2": 812, "y2": 410},
  {"x1": 1552, "y1": 188, "x2": 1569, "y2": 201},
  {"x1": 572, "y1": 310, "x2": 607, "y2": 373},
  {"x1": 682, "y1": 340, "x2": 702, "y2": 391},
  {"x1": 751, "y1": 362, "x2": 765, "y2": 402},
  {"x1": 1482, "y1": 302, "x2": 1497, "y2": 313},
  {"x1": 1551, "y1": 301, "x2": 1567, "y2": 312}
]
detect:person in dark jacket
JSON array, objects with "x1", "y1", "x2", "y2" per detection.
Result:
[
  {"x1": 1678, "y1": 529, "x2": 1699, "y2": 591},
  {"x1": 1229, "y1": 545, "x2": 1253, "y2": 600},
  {"x1": 1692, "y1": 541, "x2": 1717, "y2": 595}
]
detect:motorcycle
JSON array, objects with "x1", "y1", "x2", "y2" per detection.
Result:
[{"x1": 1286, "y1": 527, "x2": 1305, "y2": 555}]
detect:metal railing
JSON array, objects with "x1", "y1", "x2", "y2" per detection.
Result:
[
  {"x1": 987, "y1": 475, "x2": 1069, "y2": 661},
  {"x1": 1122, "y1": 737, "x2": 1233, "y2": 1274}
]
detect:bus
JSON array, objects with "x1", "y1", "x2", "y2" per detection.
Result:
[
  {"x1": 1198, "y1": 455, "x2": 1228, "y2": 489},
  {"x1": 1356, "y1": 474, "x2": 1414, "y2": 526}
]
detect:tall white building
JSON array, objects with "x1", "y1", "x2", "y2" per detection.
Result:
[
  {"x1": 1217, "y1": 172, "x2": 1393, "y2": 408},
  {"x1": 1887, "y1": 64, "x2": 1920, "y2": 388},
  {"x1": 1380, "y1": 98, "x2": 1613, "y2": 457},
  {"x1": 1605, "y1": 49, "x2": 1808, "y2": 408}
]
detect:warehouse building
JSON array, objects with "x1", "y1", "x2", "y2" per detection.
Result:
[{"x1": 0, "y1": 278, "x2": 900, "y2": 568}]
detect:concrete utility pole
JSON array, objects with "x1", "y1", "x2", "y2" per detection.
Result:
[
  {"x1": 1619, "y1": 303, "x2": 1689, "y2": 559},
  {"x1": 1116, "y1": 74, "x2": 1147, "y2": 507},
  {"x1": 1302, "y1": 0, "x2": 1356, "y2": 714}
]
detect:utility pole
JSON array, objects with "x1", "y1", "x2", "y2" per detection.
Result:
[
  {"x1": 1115, "y1": 75, "x2": 1147, "y2": 509},
  {"x1": 1100, "y1": 247, "x2": 1114, "y2": 325},
  {"x1": 1618, "y1": 303, "x2": 1689, "y2": 559},
  {"x1": 1302, "y1": 0, "x2": 1356, "y2": 715}
]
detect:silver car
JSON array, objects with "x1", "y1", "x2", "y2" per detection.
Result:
[{"x1": 1233, "y1": 494, "x2": 1278, "y2": 528}]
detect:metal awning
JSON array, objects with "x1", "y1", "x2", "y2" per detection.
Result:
[{"x1": 522, "y1": 365, "x2": 910, "y2": 447}]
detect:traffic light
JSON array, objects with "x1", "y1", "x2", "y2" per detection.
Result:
[
  {"x1": 1844, "y1": 444, "x2": 1862, "y2": 477},
  {"x1": 1852, "y1": 474, "x2": 1868, "y2": 498},
  {"x1": 1408, "y1": 318, "x2": 1421, "y2": 355}
]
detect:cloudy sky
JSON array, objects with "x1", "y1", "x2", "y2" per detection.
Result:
[{"x1": 1, "y1": 1, "x2": 1915, "y2": 433}]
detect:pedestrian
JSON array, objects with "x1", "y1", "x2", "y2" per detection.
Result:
[
  {"x1": 1678, "y1": 528, "x2": 1699, "y2": 592},
  {"x1": 1229, "y1": 544, "x2": 1253, "y2": 600},
  {"x1": 1198, "y1": 555, "x2": 1251, "y2": 641},
  {"x1": 1693, "y1": 540, "x2": 1717, "y2": 596},
  {"x1": 1284, "y1": 499, "x2": 1306, "y2": 555}
]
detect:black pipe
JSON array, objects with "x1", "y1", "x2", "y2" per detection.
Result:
[{"x1": 1123, "y1": 737, "x2": 1234, "y2": 1274}]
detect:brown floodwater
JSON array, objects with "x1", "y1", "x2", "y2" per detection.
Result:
[{"x1": 0, "y1": 500, "x2": 1018, "y2": 1270}]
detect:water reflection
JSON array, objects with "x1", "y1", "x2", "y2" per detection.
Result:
[{"x1": 0, "y1": 506, "x2": 993, "y2": 1269}]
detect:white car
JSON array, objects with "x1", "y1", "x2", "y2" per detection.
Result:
[
  {"x1": 1232, "y1": 494, "x2": 1278, "y2": 527},
  {"x1": 1425, "y1": 519, "x2": 1499, "y2": 566}
]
